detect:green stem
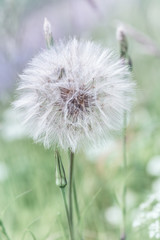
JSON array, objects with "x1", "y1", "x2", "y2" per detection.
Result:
[
  {"x1": 61, "y1": 188, "x2": 73, "y2": 240},
  {"x1": 0, "y1": 220, "x2": 10, "y2": 240},
  {"x1": 117, "y1": 27, "x2": 131, "y2": 240},
  {"x1": 73, "y1": 181, "x2": 80, "y2": 223},
  {"x1": 121, "y1": 111, "x2": 127, "y2": 240},
  {"x1": 68, "y1": 150, "x2": 74, "y2": 239}
]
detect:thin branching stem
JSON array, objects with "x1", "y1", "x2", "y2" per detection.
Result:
[
  {"x1": 22, "y1": 230, "x2": 37, "y2": 240},
  {"x1": 0, "y1": 220, "x2": 10, "y2": 240}
]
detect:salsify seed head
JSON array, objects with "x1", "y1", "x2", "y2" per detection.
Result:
[{"x1": 14, "y1": 38, "x2": 135, "y2": 152}]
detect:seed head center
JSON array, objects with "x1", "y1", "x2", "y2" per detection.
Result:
[{"x1": 60, "y1": 87, "x2": 94, "y2": 121}]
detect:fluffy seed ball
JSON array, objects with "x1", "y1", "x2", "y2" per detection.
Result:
[{"x1": 14, "y1": 38, "x2": 135, "y2": 152}]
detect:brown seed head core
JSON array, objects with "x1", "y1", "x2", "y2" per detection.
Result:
[{"x1": 59, "y1": 87, "x2": 95, "y2": 122}]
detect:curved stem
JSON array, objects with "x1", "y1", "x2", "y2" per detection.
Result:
[
  {"x1": 61, "y1": 188, "x2": 73, "y2": 240},
  {"x1": 121, "y1": 111, "x2": 127, "y2": 240},
  {"x1": 73, "y1": 181, "x2": 80, "y2": 223},
  {"x1": 69, "y1": 150, "x2": 74, "y2": 239}
]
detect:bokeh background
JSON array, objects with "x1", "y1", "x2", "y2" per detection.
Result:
[{"x1": 0, "y1": 0, "x2": 160, "y2": 239}]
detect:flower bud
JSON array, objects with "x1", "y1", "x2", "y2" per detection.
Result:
[
  {"x1": 43, "y1": 17, "x2": 54, "y2": 48},
  {"x1": 117, "y1": 26, "x2": 128, "y2": 58},
  {"x1": 55, "y1": 150, "x2": 67, "y2": 188}
]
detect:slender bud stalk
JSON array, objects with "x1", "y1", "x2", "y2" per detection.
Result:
[
  {"x1": 121, "y1": 111, "x2": 127, "y2": 240},
  {"x1": 117, "y1": 25, "x2": 132, "y2": 240},
  {"x1": 68, "y1": 149, "x2": 75, "y2": 239}
]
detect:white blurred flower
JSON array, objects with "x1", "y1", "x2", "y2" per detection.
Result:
[
  {"x1": 0, "y1": 162, "x2": 9, "y2": 182},
  {"x1": 105, "y1": 205, "x2": 122, "y2": 226},
  {"x1": 146, "y1": 155, "x2": 160, "y2": 176},
  {"x1": 86, "y1": 139, "x2": 116, "y2": 161},
  {"x1": 1, "y1": 108, "x2": 27, "y2": 141},
  {"x1": 14, "y1": 38, "x2": 135, "y2": 152},
  {"x1": 149, "y1": 221, "x2": 160, "y2": 239},
  {"x1": 133, "y1": 192, "x2": 160, "y2": 239},
  {"x1": 152, "y1": 178, "x2": 160, "y2": 193}
]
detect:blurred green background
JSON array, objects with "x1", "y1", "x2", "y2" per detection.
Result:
[{"x1": 0, "y1": 0, "x2": 160, "y2": 239}]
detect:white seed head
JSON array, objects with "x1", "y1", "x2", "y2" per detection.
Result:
[{"x1": 14, "y1": 38, "x2": 135, "y2": 152}]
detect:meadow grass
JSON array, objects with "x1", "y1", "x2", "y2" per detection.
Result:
[{"x1": 1, "y1": 55, "x2": 160, "y2": 240}]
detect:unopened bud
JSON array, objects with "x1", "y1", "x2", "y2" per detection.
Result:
[
  {"x1": 117, "y1": 26, "x2": 128, "y2": 58},
  {"x1": 55, "y1": 150, "x2": 67, "y2": 188},
  {"x1": 43, "y1": 17, "x2": 54, "y2": 48}
]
